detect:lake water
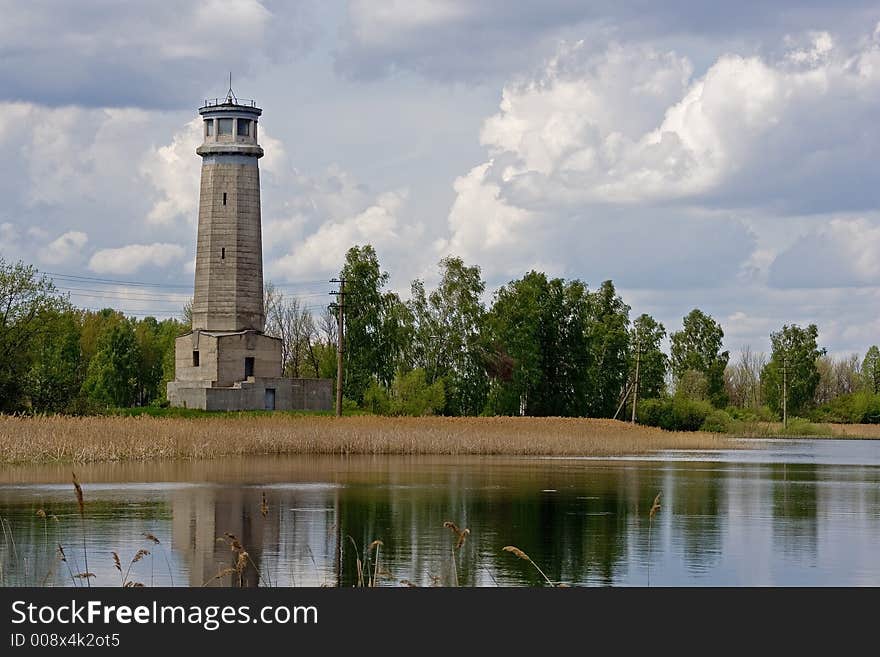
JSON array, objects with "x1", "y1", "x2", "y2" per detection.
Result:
[{"x1": 1, "y1": 438, "x2": 879, "y2": 587}]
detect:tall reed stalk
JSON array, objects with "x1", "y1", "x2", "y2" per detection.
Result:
[
  {"x1": 502, "y1": 546, "x2": 555, "y2": 586},
  {"x1": 71, "y1": 473, "x2": 90, "y2": 587},
  {"x1": 443, "y1": 521, "x2": 470, "y2": 587},
  {"x1": 142, "y1": 532, "x2": 174, "y2": 586}
]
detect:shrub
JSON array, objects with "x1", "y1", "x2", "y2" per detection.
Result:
[
  {"x1": 782, "y1": 416, "x2": 831, "y2": 437},
  {"x1": 700, "y1": 409, "x2": 732, "y2": 433},
  {"x1": 812, "y1": 391, "x2": 880, "y2": 424},
  {"x1": 637, "y1": 396, "x2": 714, "y2": 431},
  {"x1": 390, "y1": 369, "x2": 445, "y2": 416},
  {"x1": 363, "y1": 382, "x2": 391, "y2": 415},
  {"x1": 725, "y1": 405, "x2": 776, "y2": 423},
  {"x1": 361, "y1": 370, "x2": 446, "y2": 416}
]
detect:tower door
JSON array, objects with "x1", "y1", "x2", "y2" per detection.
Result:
[{"x1": 264, "y1": 388, "x2": 276, "y2": 410}]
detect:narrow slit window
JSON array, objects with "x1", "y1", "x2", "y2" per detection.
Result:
[
  {"x1": 204, "y1": 120, "x2": 213, "y2": 137},
  {"x1": 222, "y1": 192, "x2": 227, "y2": 206},
  {"x1": 192, "y1": 350, "x2": 200, "y2": 367},
  {"x1": 221, "y1": 247, "x2": 225, "y2": 260},
  {"x1": 244, "y1": 357, "x2": 255, "y2": 378}
]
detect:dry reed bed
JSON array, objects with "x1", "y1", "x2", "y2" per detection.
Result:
[
  {"x1": 826, "y1": 423, "x2": 880, "y2": 439},
  {"x1": 0, "y1": 415, "x2": 730, "y2": 465},
  {"x1": 734, "y1": 421, "x2": 880, "y2": 439}
]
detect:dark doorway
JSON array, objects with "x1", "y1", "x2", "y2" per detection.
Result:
[
  {"x1": 244, "y1": 357, "x2": 255, "y2": 378},
  {"x1": 264, "y1": 388, "x2": 276, "y2": 410}
]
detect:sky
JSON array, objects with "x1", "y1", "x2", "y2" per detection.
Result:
[{"x1": 1, "y1": 0, "x2": 880, "y2": 355}]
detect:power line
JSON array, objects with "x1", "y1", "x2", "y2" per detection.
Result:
[
  {"x1": 74, "y1": 302, "x2": 331, "y2": 318},
  {"x1": 79, "y1": 306, "x2": 184, "y2": 316},
  {"x1": 44, "y1": 270, "x2": 329, "y2": 290},
  {"x1": 58, "y1": 288, "x2": 192, "y2": 303},
  {"x1": 57, "y1": 285, "x2": 328, "y2": 303}
]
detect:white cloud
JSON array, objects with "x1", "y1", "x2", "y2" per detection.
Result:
[
  {"x1": 140, "y1": 118, "x2": 202, "y2": 226},
  {"x1": 442, "y1": 30, "x2": 880, "y2": 283},
  {"x1": 441, "y1": 162, "x2": 534, "y2": 272},
  {"x1": 786, "y1": 31, "x2": 834, "y2": 65},
  {"x1": 42, "y1": 231, "x2": 88, "y2": 266},
  {"x1": 769, "y1": 216, "x2": 880, "y2": 288},
  {"x1": 89, "y1": 243, "x2": 186, "y2": 275},
  {"x1": 469, "y1": 36, "x2": 880, "y2": 211},
  {"x1": 270, "y1": 190, "x2": 422, "y2": 279}
]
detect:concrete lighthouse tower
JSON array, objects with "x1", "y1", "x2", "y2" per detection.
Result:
[
  {"x1": 167, "y1": 86, "x2": 331, "y2": 411},
  {"x1": 191, "y1": 87, "x2": 265, "y2": 333}
]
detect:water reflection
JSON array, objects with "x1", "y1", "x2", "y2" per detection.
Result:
[{"x1": 1, "y1": 440, "x2": 879, "y2": 586}]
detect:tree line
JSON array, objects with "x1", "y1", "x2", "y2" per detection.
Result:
[{"x1": 2, "y1": 250, "x2": 880, "y2": 427}]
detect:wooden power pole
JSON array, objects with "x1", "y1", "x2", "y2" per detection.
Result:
[{"x1": 330, "y1": 278, "x2": 346, "y2": 417}]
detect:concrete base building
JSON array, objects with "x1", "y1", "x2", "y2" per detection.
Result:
[{"x1": 167, "y1": 88, "x2": 332, "y2": 412}]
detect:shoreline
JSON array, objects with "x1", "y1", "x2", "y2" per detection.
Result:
[
  {"x1": 0, "y1": 414, "x2": 731, "y2": 466},
  {"x1": 3, "y1": 414, "x2": 878, "y2": 468}
]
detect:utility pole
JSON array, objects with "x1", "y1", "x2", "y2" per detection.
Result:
[
  {"x1": 330, "y1": 278, "x2": 346, "y2": 418},
  {"x1": 631, "y1": 330, "x2": 641, "y2": 424}
]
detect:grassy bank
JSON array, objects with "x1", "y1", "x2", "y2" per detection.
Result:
[{"x1": 0, "y1": 415, "x2": 731, "y2": 465}]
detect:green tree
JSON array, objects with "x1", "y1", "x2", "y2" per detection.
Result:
[
  {"x1": 586, "y1": 281, "x2": 631, "y2": 416},
  {"x1": 670, "y1": 309, "x2": 729, "y2": 407},
  {"x1": 79, "y1": 308, "x2": 126, "y2": 369},
  {"x1": 761, "y1": 323, "x2": 824, "y2": 417},
  {"x1": 82, "y1": 320, "x2": 141, "y2": 408},
  {"x1": 157, "y1": 317, "x2": 186, "y2": 401},
  {"x1": 630, "y1": 313, "x2": 667, "y2": 401},
  {"x1": 24, "y1": 309, "x2": 83, "y2": 413},
  {"x1": 339, "y1": 245, "x2": 412, "y2": 404},
  {"x1": 862, "y1": 346, "x2": 880, "y2": 394},
  {"x1": 410, "y1": 256, "x2": 488, "y2": 415},
  {"x1": 134, "y1": 317, "x2": 166, "y2": 405},
  {"x1": 484, "y1": 272, "x2": 596, "y2": 416},
  {"x1": 0, "y1": 259, "x2": 71, "y2": 411}
]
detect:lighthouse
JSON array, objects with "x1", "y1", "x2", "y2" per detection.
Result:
[
  {"x1": 167, "y1": 86, "x2": 332, "y2": 411},
  {"x1": 191, "y1": 89, "x2": 265, "y2": 333}
]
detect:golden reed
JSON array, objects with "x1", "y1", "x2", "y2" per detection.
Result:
[{"x1": 0, "y1": 415, "x2": 731, "y2": 465}]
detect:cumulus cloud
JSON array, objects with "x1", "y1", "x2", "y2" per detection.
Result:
[
  {"x1": 89, "y1": 243, "x2": 186, "y2": 275},
  {"x1": 141, "y1": 118, "x2": 203, "y2": 226},
  {"x1": 270, "y1": 190, "x2": 423, "y2": 280},
  {"x1": 468, "y1": 35, "x2": 880, "y2": 210},
  {"x1": 769, "y1": 217, "x2": 880, "y2": 288},
  {"x1": 440, "y1": 30, "x2": 880, "y2": 285},
  {"x1": 42, "y1": 231, "x2": 88, "y2": 266}
]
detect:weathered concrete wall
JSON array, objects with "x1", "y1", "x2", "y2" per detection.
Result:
[
  {"x1": 166, "y1": 382, "x2": 208, "y2": 410},
  {"x1": 167, "y1": 377, "x2": 333, "y2": 412},
  {"x1": 292, "y1": 378, "x2": 334, "y2": 411},
  {"x1": 215, "y1": 332, "x2": 280, "y2": 386},
  {"x1": 173, "y1": 332, "x2": 219, "y2": 382},
  {"x1": 173, "y1": 330, "x2": 281, "y2": 387},
  {"x1": 191, "y1": 160, "x2": 264, "y2": 333}
]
